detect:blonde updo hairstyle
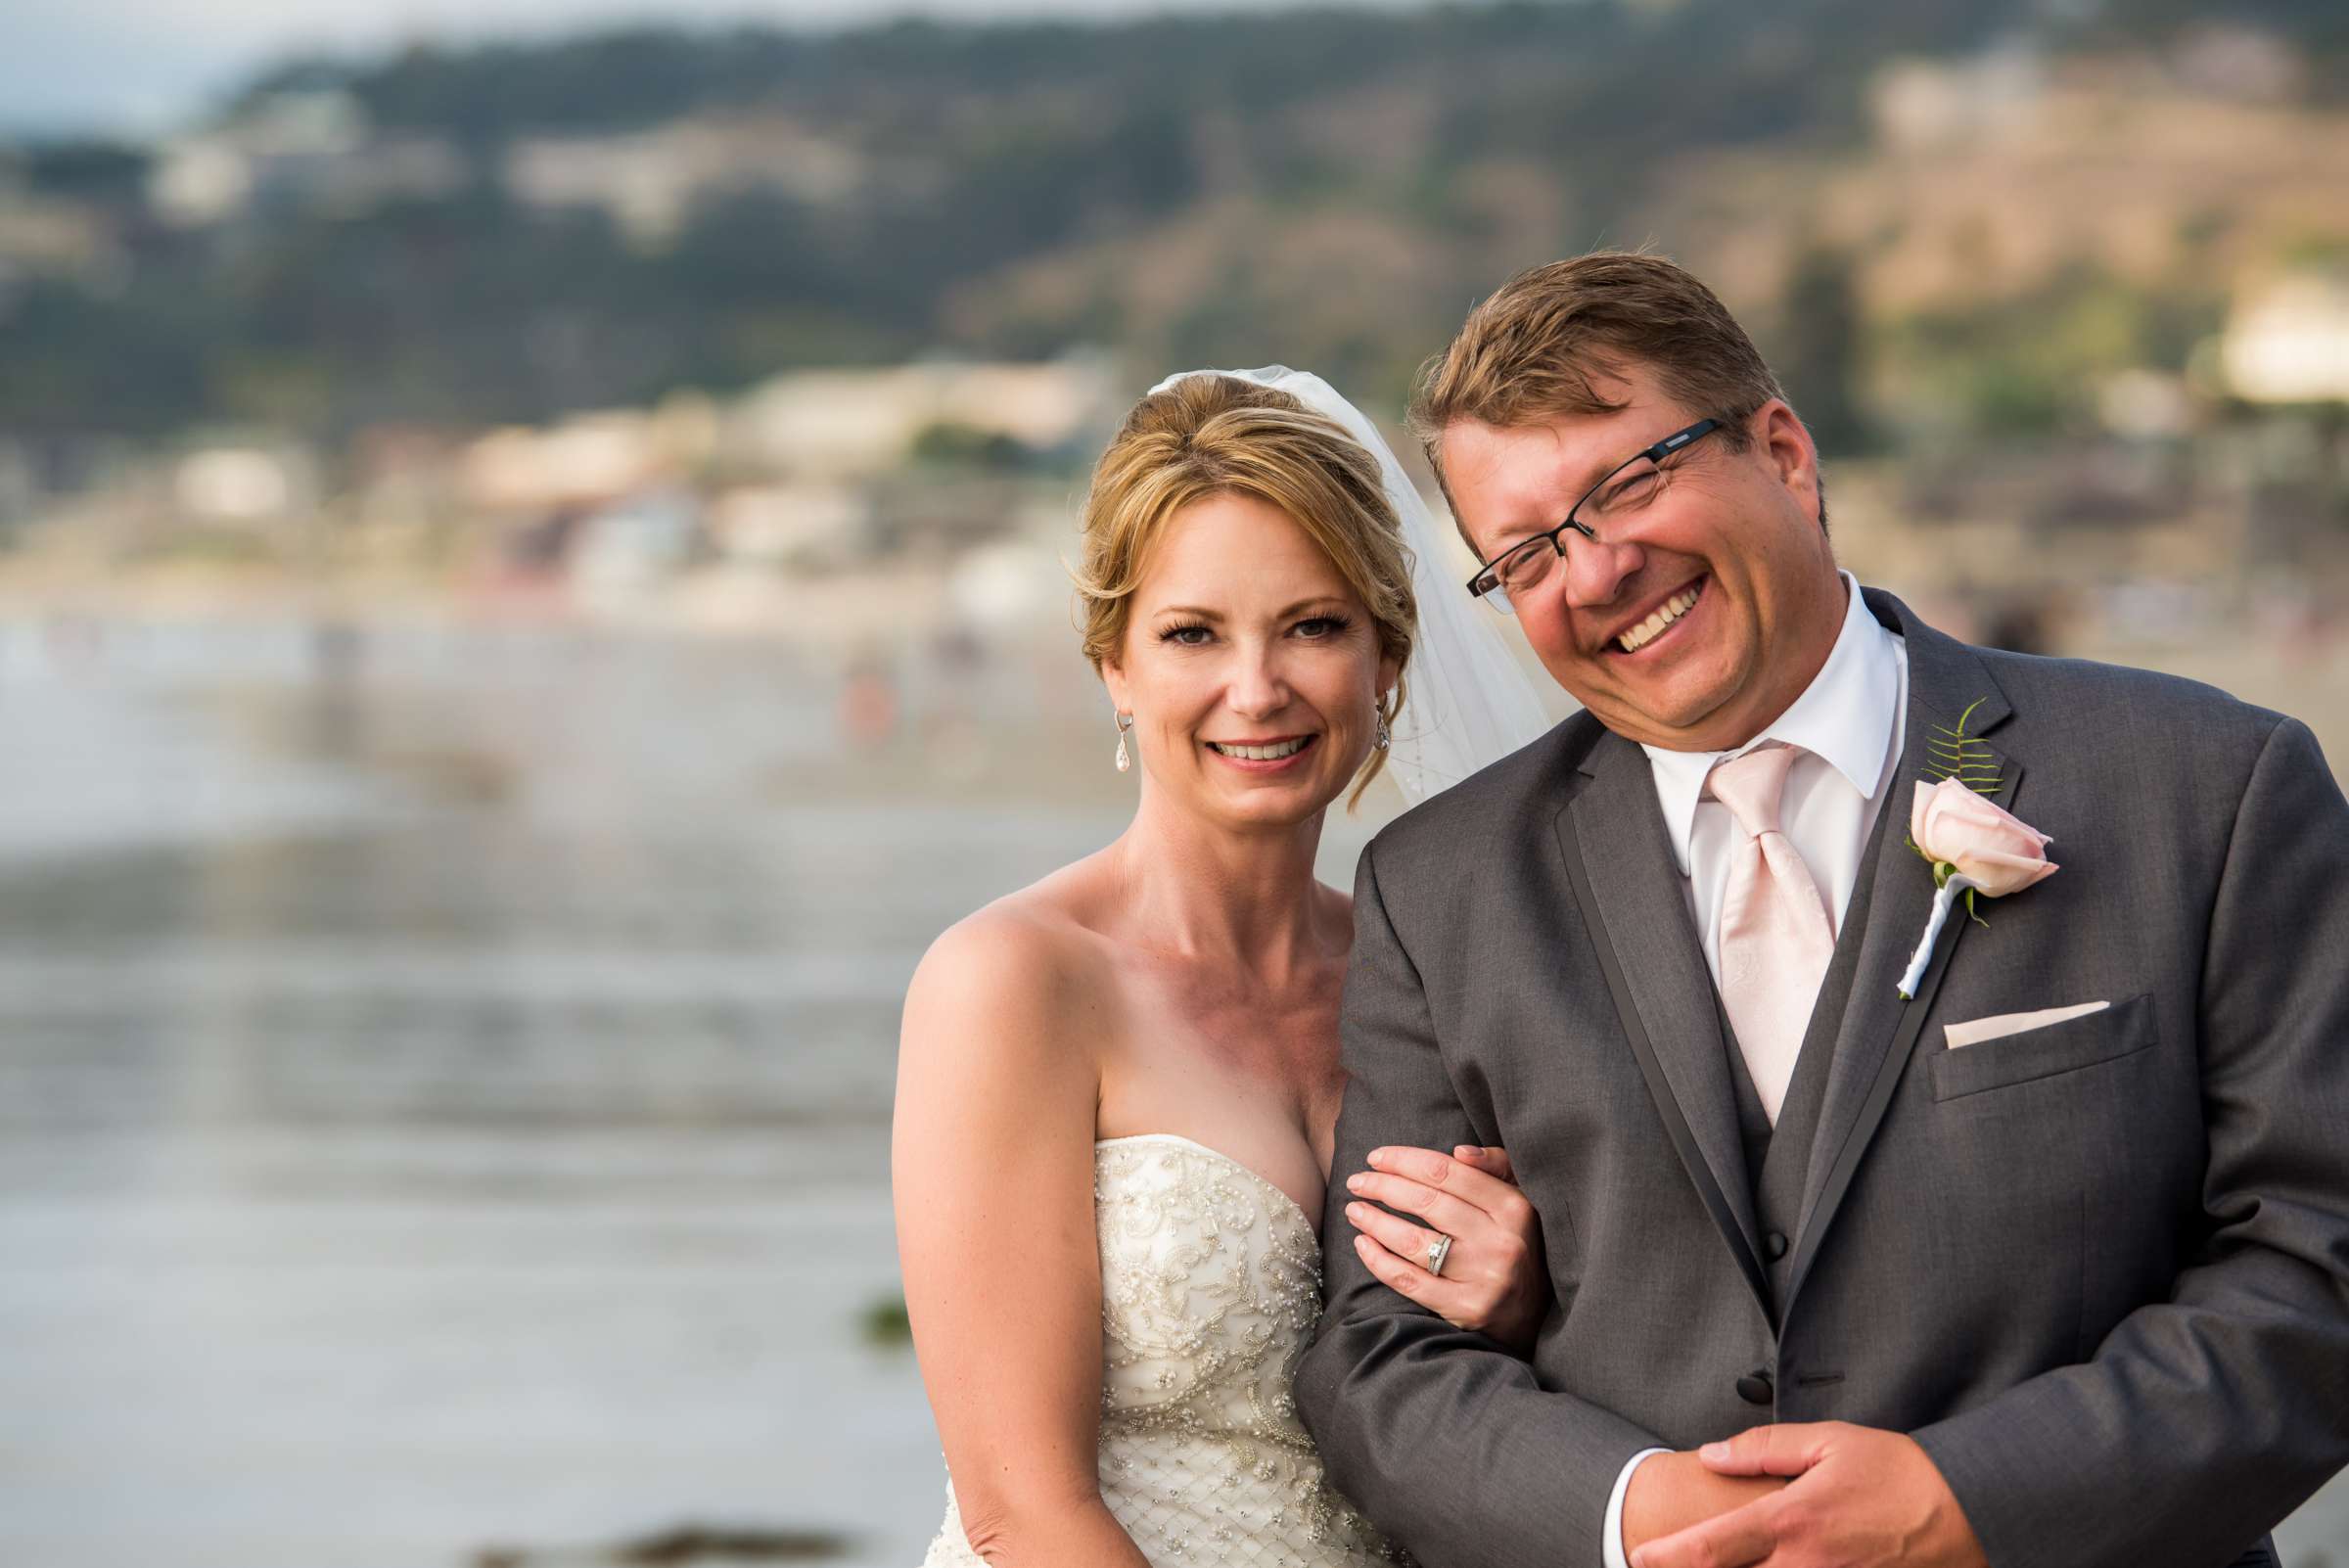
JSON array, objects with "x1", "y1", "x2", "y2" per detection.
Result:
[{"x1": 1074, "y1": 374, "x2": 1416, "y2": 809}]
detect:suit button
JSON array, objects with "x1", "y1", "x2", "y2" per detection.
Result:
[
  {"x1": 1765, "y1": 1231, "x2": 1788, "y2": 1261},
  {"x1": 1735, "y1": 1369, "x2": 1774, "y2": 1406}
]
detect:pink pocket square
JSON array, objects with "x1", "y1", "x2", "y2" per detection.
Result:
[{"x1": 1944, "y1": 1000, "x2": 2110, "y2": 1050}]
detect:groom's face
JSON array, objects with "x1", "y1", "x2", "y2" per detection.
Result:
[{"x1": 1439, "y1": 359, "x2": 1843, "y2": 753}]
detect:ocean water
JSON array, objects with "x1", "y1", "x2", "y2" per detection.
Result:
[
  {"x1": 0, "y1": 612, "x2": 2339, "y2": 1567},
  {"x1": 0, "y1": 613, "x2": 1107, "y2": 1567}
]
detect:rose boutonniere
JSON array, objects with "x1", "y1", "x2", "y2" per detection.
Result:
[{"x1": 1896, "y1": 701, "x2": 2057, "y2": 998}]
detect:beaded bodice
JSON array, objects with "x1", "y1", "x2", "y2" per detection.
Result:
[{"x1": 919, "y1": 1134, "x2": 1405, "y2": 1567}]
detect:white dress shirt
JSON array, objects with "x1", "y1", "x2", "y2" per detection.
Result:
[
  {"x1": 1600, "y1": 572, "x2": 1908, "y2": 1568},
  {"x1": 1639, "y1": 571, "x2": 1910, "y2": 966}
]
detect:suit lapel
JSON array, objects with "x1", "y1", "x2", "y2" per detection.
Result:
[
  {"x1": 1558, "y1": 730, "x2": 1769, "y2": 1312},
  {"x1": 1784, "y1": 591, "x2": 2022, "y2": 1313}
]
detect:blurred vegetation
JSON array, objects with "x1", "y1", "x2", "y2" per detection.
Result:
[
  {"x1": 1776, "y1": 250, "x2": 1877, "y2": 457},
  {"x1": 1884, "y1": 266, "x2": 2229, "y2": 436},
  {"x1": 907, "y1": 422, "x2": 1035, "y2": 472},
  {"x1": 858, "y1": 1294, "x2": 913, "y2": 1349},
  {"x1": 0, "y1": 0, "x2": 2342, "y2": 443}
]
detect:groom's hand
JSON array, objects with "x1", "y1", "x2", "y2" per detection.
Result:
[
  {"x1": 1622, "y1": 1453, "x2": 1785, "y2": 1559},
  {"x1": 1630, "y1": 1422, "x2": 1986, "y2": 1568}
]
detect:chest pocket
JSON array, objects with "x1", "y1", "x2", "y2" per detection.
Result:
[{"x1": 1927, "y1": 991, "x2": 2157, "y2": 1102}]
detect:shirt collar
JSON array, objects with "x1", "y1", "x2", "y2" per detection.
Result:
[{"x1": 1637, "y1": 572, "x2": 1904, "y2": 876}]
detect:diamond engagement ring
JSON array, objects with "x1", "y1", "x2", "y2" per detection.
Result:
[{"x1": 1422, "y1": 1232, "x2": 1453, "y2": 1276}]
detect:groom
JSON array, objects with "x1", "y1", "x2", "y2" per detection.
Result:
[{"x1": 1294, "y1": 253, "x2": 2349, "y2": 1568}]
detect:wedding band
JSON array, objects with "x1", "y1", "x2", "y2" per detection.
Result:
[{"x1": 1422, "y1": 1232, "x2": 1452, "y2": 1277}]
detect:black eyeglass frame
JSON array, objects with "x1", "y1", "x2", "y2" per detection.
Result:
[{"x1": 1462, "y1": 417, "x2": 1725, "y2": 602}]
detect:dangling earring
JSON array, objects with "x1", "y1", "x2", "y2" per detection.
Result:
[
  {"x1": 1373, "y1": 702, "x2": 1392, "y2": 752},
  {"x1": 1114, "y1": 711, "x2": 1134, "y2": 773}
]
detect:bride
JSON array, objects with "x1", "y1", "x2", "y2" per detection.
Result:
[{"x1": 895, "y1": 368, "x2": 1555, "y2": 1566}]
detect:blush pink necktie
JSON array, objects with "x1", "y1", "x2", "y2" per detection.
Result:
[{"x1": 1707, "y1": 744, "x2": 1836, "y2": 1126}]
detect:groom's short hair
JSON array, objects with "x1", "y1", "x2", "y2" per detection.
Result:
[{"x1": 1408, "y1": 251, "x2": 1787, "y2": 524}]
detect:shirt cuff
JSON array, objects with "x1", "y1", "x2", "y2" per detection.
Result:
[{"x1": 1602, "y1": 1448, "x2": 1671, "y2": 1568}]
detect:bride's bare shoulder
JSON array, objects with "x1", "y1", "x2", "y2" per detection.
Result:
[{"x1": 900, "y1": 856, "x2": 1119, "y2": 1061}]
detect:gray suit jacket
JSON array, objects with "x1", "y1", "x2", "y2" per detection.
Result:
[{"x1": 1294, "y1": 588, "x2": 2349, "y2": 1568}]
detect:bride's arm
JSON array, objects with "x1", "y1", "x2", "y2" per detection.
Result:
[{"x1": 893, "y1": 909, "x2": 1152, "y2": 1568}]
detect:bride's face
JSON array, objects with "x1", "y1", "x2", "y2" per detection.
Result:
[{"x1": 1103, "y1": 491, "x2": 1396, "y2": 831}]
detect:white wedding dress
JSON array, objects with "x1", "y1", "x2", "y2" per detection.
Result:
[{"x1": 920, "y1": 1133, "x2": 1408, "y2": 1566}]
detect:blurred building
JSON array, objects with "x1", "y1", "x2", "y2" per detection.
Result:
[
  {"x1": 2222, "y1": 272, "x2": 2349, "y2": 405},
  {"x1": 174, "y1": 443, "x2": 315, "y2": 525},
  {"x1": 707, "y1": 483, "x2": 872, "y2": 573},
  {"x1": 148, "y1": 90, "x2": 464, "y2": 227},
  {"x1": 503, "y1": 115, "x2": 866, "y2": 246},
  {"x1": 0, "y1": 167, "x2": 117, "y2": 282},
  {"x1": 1869, "y1": 44, "x2": 2048, "y2": 153},
  {"x1": 720, "y1": 357, "x2": 1119, "y2": 481}
]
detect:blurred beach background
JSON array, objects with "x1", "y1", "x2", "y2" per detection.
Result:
[{"x1": 2, "y1": 1, "x2": 2346, "y2": 1563}]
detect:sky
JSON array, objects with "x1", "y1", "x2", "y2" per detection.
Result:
[{"x1": 4, "y1": 0, "x2": 1368, "y2": 139}]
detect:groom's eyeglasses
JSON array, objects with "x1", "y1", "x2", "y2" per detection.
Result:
[{"x1": 1464, "y1": 418, "x2": 1723, "y2": 615}]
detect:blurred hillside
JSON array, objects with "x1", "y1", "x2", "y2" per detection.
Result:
[{"x1": 2, "y1": 0, "x2": 2345, "y2": 442}]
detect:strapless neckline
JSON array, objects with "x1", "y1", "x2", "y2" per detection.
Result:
[{"x1": 1095, "y1": 1132, "x2": 1318, "y2": 1234}]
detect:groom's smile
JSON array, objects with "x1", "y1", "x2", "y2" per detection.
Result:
[
  {"x1": 1599, "y1": 573, "x2": 1707, "y2": 659},
  {"x1": 1439, "y1": 360, "x2": 1843, "y2": 754}
]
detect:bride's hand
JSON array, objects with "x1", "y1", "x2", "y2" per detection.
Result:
[{"x1": 1339, "y1": 1143, "x2": 1547, "y2": 1353}]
